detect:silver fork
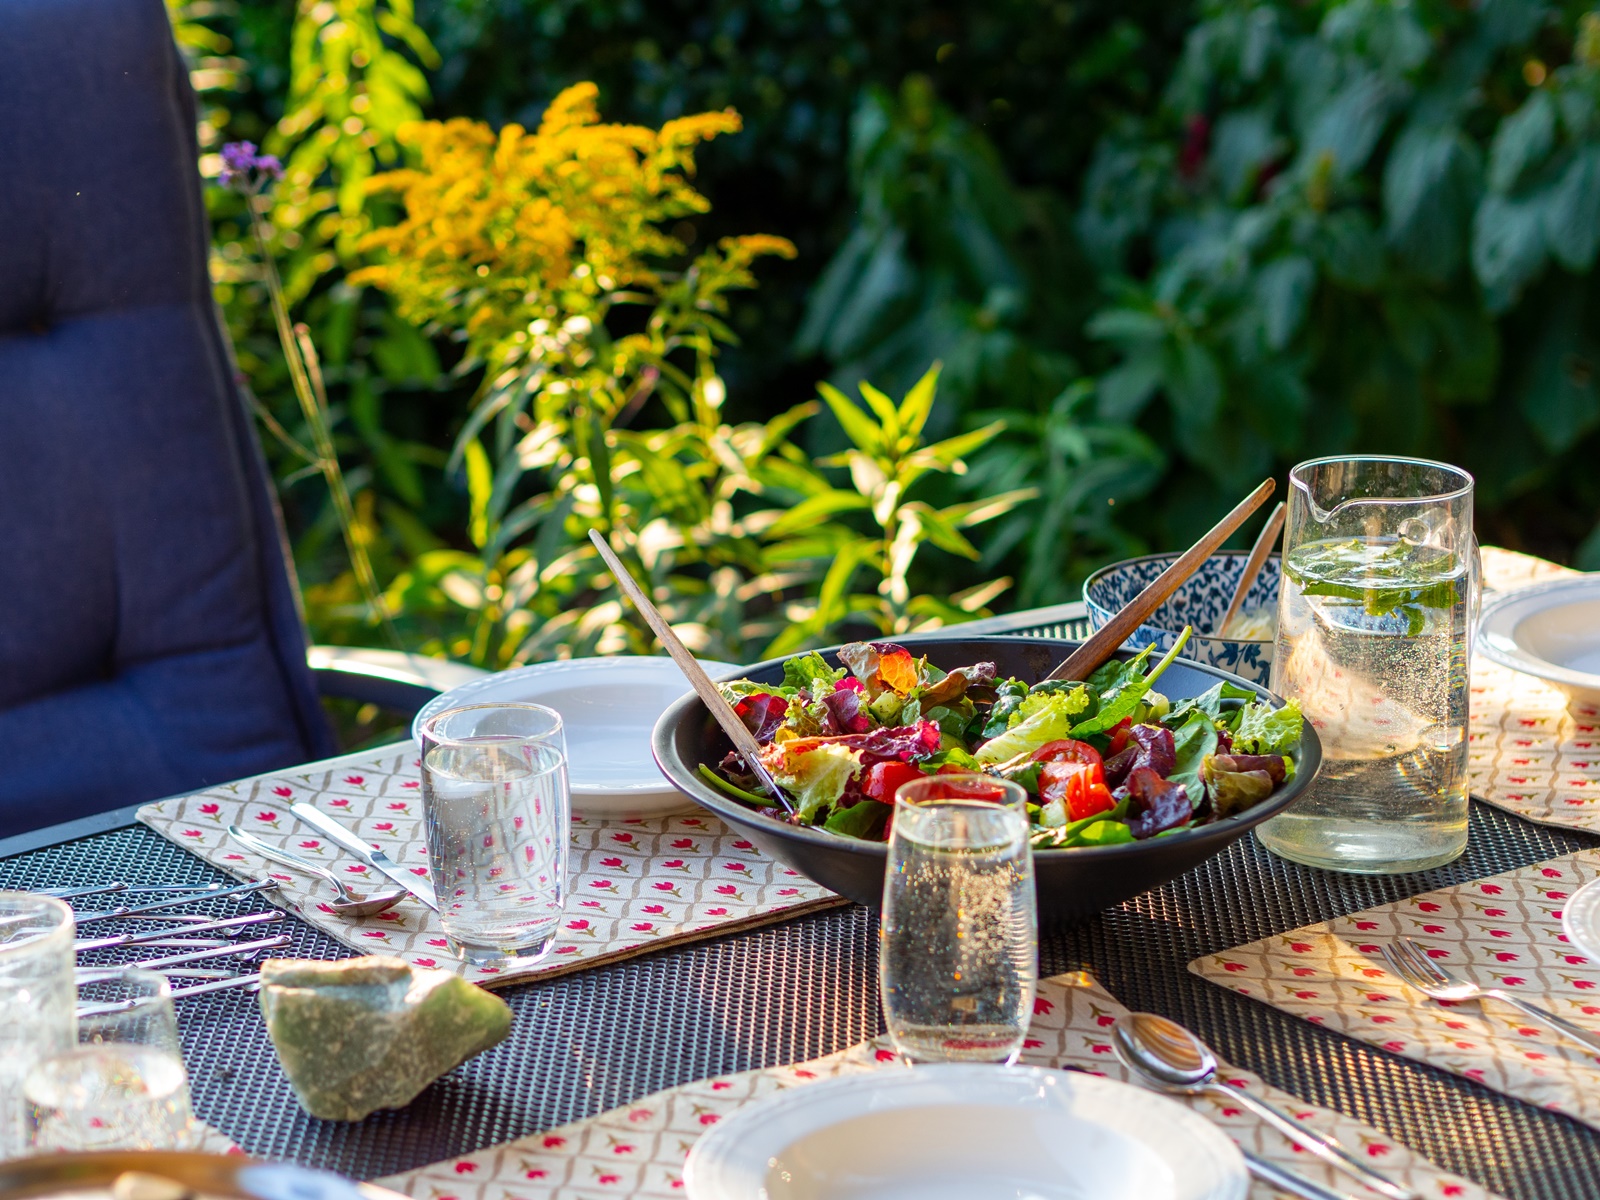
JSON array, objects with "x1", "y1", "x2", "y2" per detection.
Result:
[{"x1": 1381, "y1": 937, "x2": 1600, "y2": 1055}]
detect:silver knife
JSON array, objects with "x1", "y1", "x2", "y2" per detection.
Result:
[{"x1": 288, "y1": 802, "x2": 439, "y2": 911}]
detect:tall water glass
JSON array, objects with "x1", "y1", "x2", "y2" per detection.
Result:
[
  {"x1": 880, "y1": 774, "x2": 1036, "y2": 1064},
  {"x1": 1260, "y1": 456, "x2": 1478, "y2": 873},
  {"x1": 420, "y1": 703, "x2": 570, "y2": 966},
  {"x1": 25, "y1": 969, "x2": 198, "y2": 1152},
  {"x1": 0, "y1": 893, "x2": 75, "y2": 1157}
]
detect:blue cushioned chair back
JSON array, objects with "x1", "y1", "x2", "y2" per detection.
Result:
[{"x1": 0, "y1": 0, "x2": 338, "y2": 831}]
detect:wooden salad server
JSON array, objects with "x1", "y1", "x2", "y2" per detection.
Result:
[
  {"x1": 1218, "y1": 500, "x2": 1286, "y2": 636},
  {"x1": 588, "y1": 529, "x2": 793, "y2": 811},
  {"x1": 1046, "y1": 478, "x2": 1276, "y2": 682}
]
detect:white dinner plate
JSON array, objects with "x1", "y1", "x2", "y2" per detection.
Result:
[
  {"x1": 1478, "y1": 576, "x2": 1600, "y2": 707},
  {"x1": 412, "y1": 656, "x2": 741, "y2": 818},
  {"x1": 1563, "y1": 877, "x2": 1600, "y2": 965},
  {"x1": 683, "y1": 1063, "x2": 1247, "y2": 1200}
]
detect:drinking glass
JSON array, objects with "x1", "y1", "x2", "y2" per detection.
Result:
[
  {"x1": 0, "y1": 893, "x2": 75, "y2": 1157},
  {"x1": 25, "y1": 969, "x2": 198, "y2": 1152},
  {"x1": 420, "y1": 702, "x2": 570, "y2": 966},
  {"x1": 879, "y1": 774, "x2": 1037, "y2": 1064},
  {"x1": 1259, "y1": 456, "x2": 1478, "y2": 873}
]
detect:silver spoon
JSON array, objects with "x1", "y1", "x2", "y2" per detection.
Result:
[
  {"x1": 227, "y1": 825, "x2": 405, "y2": 918},
  {"x1": 1113, "y1": 1013, "x2": 1420, "y2": 1200}
]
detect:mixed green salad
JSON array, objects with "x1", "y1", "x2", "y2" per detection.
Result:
[{"x1": 702, "y1": 636, "x2": 1303, "y2": 848}]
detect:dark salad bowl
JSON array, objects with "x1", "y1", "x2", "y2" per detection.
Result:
[{"x1": 652, "y1": 636, "x2": 1321, "y2": 922}]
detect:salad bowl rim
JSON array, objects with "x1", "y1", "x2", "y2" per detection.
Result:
[
  {"x1": 651, "y1": 634, "x2": 1320, "y2": 861},
  {"x1": 1083, "y1": 550, "x2": 1281, "y2": 646}
]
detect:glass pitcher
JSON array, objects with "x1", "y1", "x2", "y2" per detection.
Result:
[{"x1": 1258, "y1": 456, "x2": 1478, "y2": 873}]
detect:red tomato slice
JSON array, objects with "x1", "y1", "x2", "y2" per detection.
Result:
[
  {"x1": 1030, "y1": 739, "x2": 1103, "y2": 768},
  {"x1": 862, "y1": 761, "x2": 924, "y2": 803},
  {"x1": 1038, "y1": 760, "x2": 1116, "y2": 823},
  {"x1": 904, "y1": 774, "x2": 1011, "y2": 804},
  {"x1": 1106, "y1": 718, "x2": 1134, "y2": 757}
]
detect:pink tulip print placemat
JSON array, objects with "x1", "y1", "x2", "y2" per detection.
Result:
[
  {"x1": 378, "y1": 971, "x2": 1496, "y2": 1200},
  {"x1": 137, "y1": 748, "x2": 844, "y2": 988},
  {"x1": 1468, "y1": 547, "x2": 1600, "y2": 834},
  {"x1": 1191, "y1": 850, "x2": 1600, "y2": 1130}
]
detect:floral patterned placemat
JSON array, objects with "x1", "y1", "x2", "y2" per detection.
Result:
[
  {"x1": 1464, "y1": 547, "x2": 1600, "y2": 834},
  {"x1": 1191, "y1": 850, "x2": 1600, "y2": 1131},
  {"x1": 377, "y1": 970, "x2": 1495, "y2": 1200},
  {"x1": 137, "y1": 749, "x2": 843, "y2": 988}
]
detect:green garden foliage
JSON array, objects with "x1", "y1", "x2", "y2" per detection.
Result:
[{"x1": 172, "y1": 0, "x2": 1600, "y2": 668}]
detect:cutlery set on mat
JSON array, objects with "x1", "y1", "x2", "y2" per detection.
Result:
[{"x1": 46, "y1": 803, "x2": 434, "y2": 1012}]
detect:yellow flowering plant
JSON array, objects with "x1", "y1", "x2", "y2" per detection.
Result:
[{"x1": 342, "y1": 85, "x2": 1022, "y2": 667}]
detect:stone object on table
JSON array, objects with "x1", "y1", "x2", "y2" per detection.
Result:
[{"x1": 259, "y1": 955, "x2": 512, "y2": 1121}]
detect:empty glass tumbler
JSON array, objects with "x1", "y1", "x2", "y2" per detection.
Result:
[
  {"x1": 0, "y1": 892, "x2": 75, "y2": 1157},
  {"x1": 1260, "y1": 456, "x2": 1478, "y2": 873},
  {"x1": 879, "y1": 774, "x2": 1037, "y2": 1064},
  {"x1": 420, "y1": 703, "x2": 570, "y2": 966},
  {"x1": 25, "y1": 968, "x2": 198, "y2": 1152}
]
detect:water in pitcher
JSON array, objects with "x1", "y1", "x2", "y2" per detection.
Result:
[{"x1": 1259, "y1": 534, "x2": 1471, "y2": 872}]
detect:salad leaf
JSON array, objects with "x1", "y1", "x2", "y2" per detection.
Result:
[
  {"x1": 1164, "y1": 680, "x2": 1257, "y2": 726},
  {"x1": 823, "y1": 798, "x2": 892, "y2": 839},
  {"x1": 1233, "y1": 699, "x2": 1304, "y2": 755},
  {"x1": 974, "y1": 692, "x2": 1088, "y2": 764},
  {"x1": 925, "y1": 745, "x2": 984, "y2": 771},
  {"x1": 981, "y1": 680, "x2": 1029, "y2": 738},
  {"x1": 734, "y1": 693, "x2": 789, "y2": 742},
  {"x1": 772, "y1": 742, "x2": 862, "y2": 821},
  {"x1": 822, "y1": 686, "x2": 872, "y2": 734},
  {"x1": 1202, "y1": 755, "x2": 1276, "y2": 817},
  {"x1": 783, "y1": 652, "x2": 846, "y2": 695},
  {"x1": 1068, "y1": 628, "x2": 1192, "y2": 737},
  {"x1": 1016, "y1": 685, "x2": 1091, "y2": 724},
  {"x1": 1123, "y1": 769, "x2": 1192, "y2": 838},
  {"x1": 1069, "y1": 819, "x2": 1137, "y2": 847},
  {"x1": 1166, "y1": 710, "x2": 1218, "y2": 808}
]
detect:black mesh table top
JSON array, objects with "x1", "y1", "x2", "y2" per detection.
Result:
[{"x1": 5, "y1": 622, "x2": 1600, "y2": 1198}]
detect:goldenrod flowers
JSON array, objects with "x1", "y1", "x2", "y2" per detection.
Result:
[{"x1": 353, "y1": 83, "x2": 793, "y2": 366}]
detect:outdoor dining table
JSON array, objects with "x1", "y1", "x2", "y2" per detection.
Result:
[{"x1": 3, "y1": 603, "x2": 1597, "y2": 1200}]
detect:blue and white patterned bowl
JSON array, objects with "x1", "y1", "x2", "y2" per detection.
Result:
[{"x1": 1083, "y1": 552, "x2": 1280, "y2": 687}]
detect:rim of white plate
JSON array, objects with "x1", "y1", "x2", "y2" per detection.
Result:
[{"x1": 411, "y1": 656, "x2": 743, "y2": 794}]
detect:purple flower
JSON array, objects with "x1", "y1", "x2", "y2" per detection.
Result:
[{"x1": 219, "y1": 141, "x2": 283, "y2": 190}]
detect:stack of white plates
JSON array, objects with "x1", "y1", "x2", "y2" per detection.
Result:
[{"x1": 413, "y1": 656, "x2": 741, "y2": 818}]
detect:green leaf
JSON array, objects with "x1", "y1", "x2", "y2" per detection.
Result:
[
  {"x1": 1541, "y1": 145, "x2": 1600, "y2": 271},
  {"x1": 1383, "y1": 123, "x2": 1480, "y2": 279},
  {"x1": 463, "y1": 439, "x2": 492, "y2": 551},
  {"x1": 1472, "y1": 191, "x2": 1549, "y2": 311},
  {"x1": 896, "y1": 364, "x2": 942, "y2": 440},
  {"x1": 1234, "y1": 698, "x2": 1304, "y2": 755},
  {"x1": 1167, "y1": 709, "x2": 1219, "y2": 806},
  {"x1": 1164, "y1": 340, "x2": 1222, "y2": 437},
  {"x1": 1087, "y1": 308, "x2": 1168, "y2": 343},
  {"x1": 1488, "y1": 90, "x2": 1557, "y2": 195},
  {"x1": 1254, "y1": 255, "x2": 1316, "y2": 351},
  {"x1": 823, "y1": 799, "x2": 892, "y2": 839},
  {"x1": 764, "y1": 490, "x2": 874, "y2": 537},
  {"x1": 856, "y1": 379, "x2": 901, "y2": 438},
  {"x1": 1096, "y1": 356, "x2": 1164, "y2": 422},
  {"x1": 817, "y1": 382, "x2": 885, "y2": 456}
]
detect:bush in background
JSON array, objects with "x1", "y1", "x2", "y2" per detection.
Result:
[{"x1": 171, "y1": 0, "x2": 1600, "y2": 666}]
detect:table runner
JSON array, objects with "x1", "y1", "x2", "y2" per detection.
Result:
[
  {"x1": 1468, "y1": 548, "x2": 1600, "y2": 834},
  {"x1": 377, "y1": 970, "x2": 1496, "y2": 1200},
  {"x1": 1191, "y1": 850, "x2": 1600, "y2": 1131},
  {"x1": 137, "y1": 749, "x2": 842, "y2": 987}
]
